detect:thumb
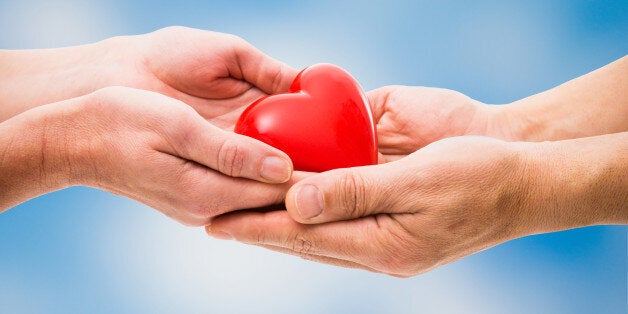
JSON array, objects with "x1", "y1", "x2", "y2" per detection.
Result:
[
  {"x1": 126, "y1": 87, "x2": 295, "y2": 184},
  {"x1": 285, "y1": 162, "x2": 407, "y2": 224},
  {"x1": 176, "y1": 116, "x2": 294, "y2": 184}
]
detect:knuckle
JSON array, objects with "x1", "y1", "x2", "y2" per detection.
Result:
[
  {"x1": 291, "y1": 233, "x2": 314, "y2": 259},
  {"x1": 337, "y1": 172, "x2": 369, "y2": 218},
  {"x1": 86, "y1": 86, "x2": 134, "y2": 113},
  {"x1": 255, "y1": 232, "x2": 266, "y2": 245},
  {"x1": 166, "y1": 110, "x2": 201, "y2": 152},
  {"x1": 269, "y1": 65, "x2": 286, "y2": 92},
  {"x1": 216, "y1": 139, "x2": 247, "y2": 177},
  {"x1": 369, "y1": 85, "x2": 397, "y2": 101}
]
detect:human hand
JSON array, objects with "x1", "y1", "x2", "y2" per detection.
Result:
[
  {"x1": 207, "y1": 136, "x2": 527, "y2": 275},
  {"x1": 367, "y1": 86, "x2": 512, "y2": 162},
  {"x1": 206, "y1": 133, "x2": 628, "y2": 276},
  {"x1": 0, "y1": 26, "x2": 297, "y2": 126},
  {"x1": 368, "y1": 55, "x2": 628, "y2": 160},
  {"x1": 0, "y1": 86, "x2": 295, "y2": 225}
]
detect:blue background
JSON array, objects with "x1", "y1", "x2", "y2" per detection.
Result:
[{"x1": 1, "y1": 1, "x2": 626, "y2": 313}]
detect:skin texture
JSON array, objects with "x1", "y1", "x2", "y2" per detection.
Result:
[
  {"x1": 0, "y1": 27, "x2": 300, "y2": 225},
  {"x1": 207, "y1": 56, "x2": 628, "y2": 277}
]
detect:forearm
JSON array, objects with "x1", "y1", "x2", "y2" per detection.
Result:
[
  {"x1": 496, "y1": 56, "x2": 628, "y2": 141},
  {"x1": 0, "y1": 38, "x2": 127, "y2": 122},
  {"x1": 0, "y1": 104, "x2": 74, "y2": 211},
  {"x1": 518, "y1": 132, "x2": 628, "y2": 235}
]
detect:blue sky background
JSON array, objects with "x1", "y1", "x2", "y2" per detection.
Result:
[{"x1": 1, "y1": 1, "x2": 626, "y2": 313}]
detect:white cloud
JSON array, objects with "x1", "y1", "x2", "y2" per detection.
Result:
[
  {"x1": 97, "y1": 203, "x2": 333, "y2": 313},
  {"x1": 93, "y1": 201, "x2": 534, "y2": 313}
]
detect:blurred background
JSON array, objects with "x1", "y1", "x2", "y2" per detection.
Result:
[{"x1": 0, "y1": 0, "x2": 626, "y2": 313}]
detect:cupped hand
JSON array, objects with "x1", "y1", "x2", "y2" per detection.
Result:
[
  {"x1": 368, "y1": 85, "x2": 514, "y2": 162},
  {"x1": 4, "y1": 86, "x2": 296, "y2": 225},
  {"x1": 133, "y1": 27, "x2": 297, "y2": 128},
  {"x1": 1, "y1": 26, "x2": 298, "y2": 126},
  {"x1": 206, "y1": 136, "x2": 530, "y2": 276}
]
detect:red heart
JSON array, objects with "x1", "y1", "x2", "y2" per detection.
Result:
[{"x1": 235, "y1": 63, "x2": 378, "y2": 172}]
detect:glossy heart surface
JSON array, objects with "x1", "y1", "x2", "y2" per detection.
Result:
[{"x1": 235, "y1": 63, "x2": 378, "y2": 172}]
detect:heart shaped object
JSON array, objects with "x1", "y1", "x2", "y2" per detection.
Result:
[{"x1": 235, "y1": 63, "x2": 378, "y2": 172}]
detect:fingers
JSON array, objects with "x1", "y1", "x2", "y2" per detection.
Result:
[
  {"x1": 366, "y1": 85, "x2": 399, "y2": 121},
  {"x1": 206, "y1": 210, "x2": 418, "y2": 276},
  {"x1": 186, "y1": 122, "x2": 293, "y2": 183},
  {"x1": 230, "y1": 38, "x2": 299, "y2": 94},
  {"x1": 207, "y1": 210, "x2": 374, "y2": 263},
  {"x1": 145, "y1": 27, "x2": 297, "y2": 99},
  {"x1": 92, "y1": 86, "x2": 294, "y2": 184},
  {"x1": 135, "y1": 153, "x2": 304, "y2": 226},
  {"x1": 256, "y1": 244, "x2": 381, "y2": 273},
  {"x1": 284, "y1": 162, "x2": 411, "y2": 224},
  {"x1": 158, "y1": 105, "x2": 293, "y2": 184},
  {"x1": 82, "y1": 86, "x2": 300, "y2": 224}
]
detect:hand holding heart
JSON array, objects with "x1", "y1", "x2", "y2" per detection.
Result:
[
  {"x1": 207, "y1": 85, "x2": 531, "y2": 276},
  {"x1": 208, "y1": 136, "x2": 532, "y2": 276},
  {"x1": 208, "y1": 71, "x2": 628, "y2": 276},
  {"x1": 2, "y1": 27, "x2": 626, "y2": 277}
]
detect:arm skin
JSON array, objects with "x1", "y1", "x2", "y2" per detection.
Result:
[
  {"x1": 206, "y1": 57, "x2": 628, "y2": 277},
  {"x1": 0, "y1": 43, "x2": 113, "y2": 120},
  {"x1": 494, "y1": 55, "x2": 628, "y2": 141}
]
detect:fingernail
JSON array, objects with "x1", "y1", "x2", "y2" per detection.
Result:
[
  {"x1": 260, "y1": 156, "x2": 292, "y2": 183},
  {"x1": 296, "y1": 185, "x2": 324, "y2": 219},
  {"x1": 210, "y1": 230, "x2": 233, "y2": 240}
]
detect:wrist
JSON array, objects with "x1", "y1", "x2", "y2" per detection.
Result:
[
  {"x1": 489, "y1": 101, "x2": 551, "y2": 142},
  {"x1": 481, "y1": 100, "x2": 552, "y2": 143},
  {"x1": 0, "y1": 39, "x2": 130, "y2": 121},
  {"x1": 513, "y1": 134, "x2": 628, "y2": 235},
  {"x1": 37, "y1": 94, "x2": 106, "y2": 189},
  {"x1": 0, "y1": 102, "x2": 79, "y2": 210}
]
